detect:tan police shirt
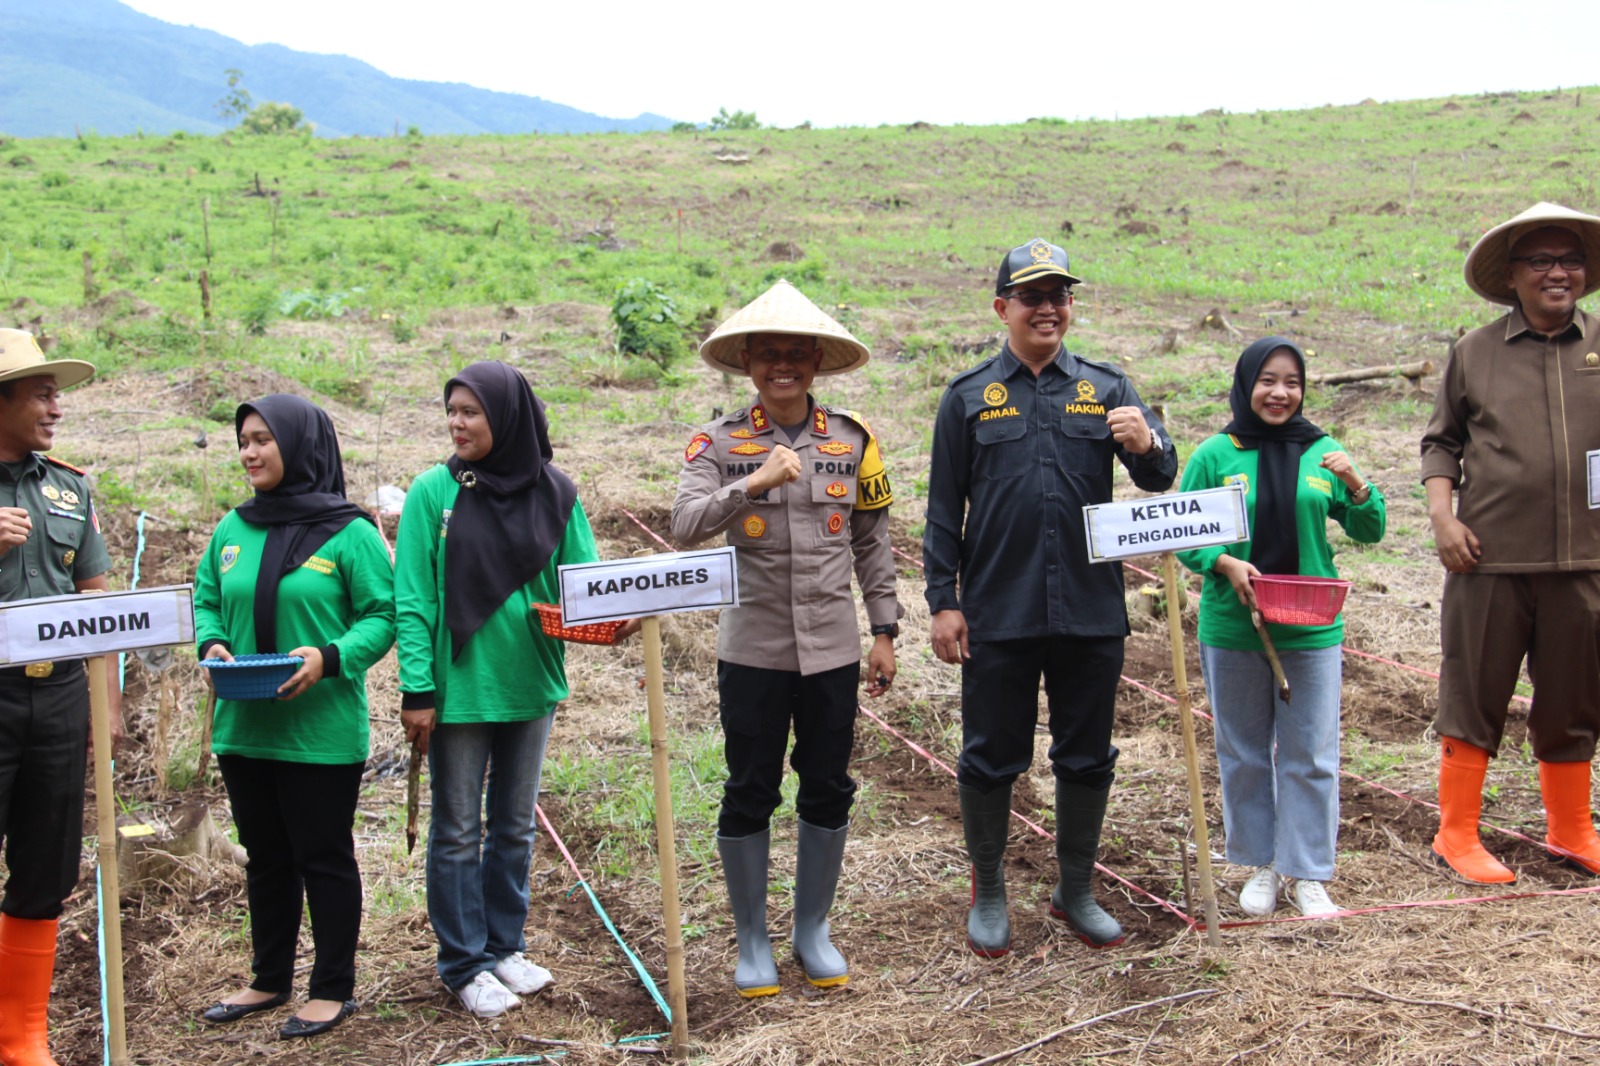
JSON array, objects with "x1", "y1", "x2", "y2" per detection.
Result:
[
  {"x1": 1421, "y1": 306, "x2": 1600, "y2": 572},
  {"x1": 672, "y1": 400, "x2": 900, "y2": 675}
]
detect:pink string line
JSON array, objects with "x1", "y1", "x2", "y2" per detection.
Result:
[
  {"x1": 535, "y1": 803, "x2": 588, "y2": 882},
  {"x1": 619, "y1": 506, "x2": 675, "y2": 551}
]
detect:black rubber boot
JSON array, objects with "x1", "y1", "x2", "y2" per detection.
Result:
[
  {"x1": 717, "y1": 830, "x2": 780, "y2": 997},
  {"x1": 958, "y1": 783, "x2": 1012, "y2": 958},
  {"x1": 791, "y1": 821, "x2": 849, "y2": 987},
  {"x1": 1049, "y1": 779, "x2": 1126, "y2": 948}
]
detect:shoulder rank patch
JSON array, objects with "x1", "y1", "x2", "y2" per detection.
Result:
[
  {"x1": 826, "y1": 481, "x2": 847, "y2": 498},
  {"x1": 729, "y1": 442, "x2": 769, "y2": 456},
  {"x1": 685, "y1": 433, "x2": 713, "y2": 463},
  {"x1": 220, "y1": 545, "x2": 241, "y2": 574},
  {"x1": 816, "y1": 440, "x2": 854, "y2": 456},
  {"x1": 728, "y1": 428, "x2": 759, "y2": 439},
  {"x1": 750, "y1": 405, "x2": 769, "y2": 431},
  {"x1": 827, "y1": 512, "x2": 844, "y2": 534},
  {"x1": 853, "y1": 433, "x2": 893, "y2": 512},
  {"x1": 813, "y1": 407, "x2": 828, "y2": 435},
  {"x1": 742, "y1": 515, "x2": 766, "y2": 538},
  {"x1": 44, "y1": 455, "x2": 86, "y2": 476}
]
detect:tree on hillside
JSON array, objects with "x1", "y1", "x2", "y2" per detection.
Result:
[
  {"x1": 214, "y1": 68, "x2": 252, "y2": 126},
  {"x1": 708, "y1": 107, "x2": 760, "y2": 131},
  {"x1": 241, "y1": 102, "x2": 312, "y2": 136}
]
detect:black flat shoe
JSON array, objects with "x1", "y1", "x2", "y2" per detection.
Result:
[
  {"x1": 200, "y1": 991, "x2": 290, "y2": 1024},
  {"x1": 279, "y1": 1000, "x2": 358, "y2": 1040}
]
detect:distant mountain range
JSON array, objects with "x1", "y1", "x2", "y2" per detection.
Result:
[{"x1": 0, "y1": 0, "x2": 675, "y2": 137}]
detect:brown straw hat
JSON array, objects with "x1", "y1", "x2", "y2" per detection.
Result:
[
  {"x1": 698, "y1": 280, "x2": 870, "y2": 376},
  {"x1": 1462, "y1": 201, "x2": 1600, "y2": 305},
  {"x1": 0, "y1": 329, "x2": 95, "y2": 389}
]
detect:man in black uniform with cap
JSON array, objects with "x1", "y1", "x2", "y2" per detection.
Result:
[
  {"x1": 0, "y1": 329, "x2": 121, "y2": 1066},
  {"x1": 923, "y1": 240, "x2": 1175, "y2": 957}
]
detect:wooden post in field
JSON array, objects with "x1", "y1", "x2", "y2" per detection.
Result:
[
  {"x1": 87, "y1": 653, "x2": 131, "y2": 1065},
  {"x1": 1161, "y1": 554, "x2": 1222, "y2": 948},
  {"x1": 642, "y1": 616, "x2": 690, "y2": 1057}
]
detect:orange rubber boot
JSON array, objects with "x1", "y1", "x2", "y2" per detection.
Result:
[
  {"x1": 0, "y1": 915, "x2": 62, "y2": 1066},
  {"x1": 1431, "y1": 739, "x2": 1516, "y2": 884},
  {"x1": 1539, "y1": 760, "x2": 1600, "y2": 875}
]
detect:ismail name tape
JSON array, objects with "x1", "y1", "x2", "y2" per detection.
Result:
[
  {"x1": 0, "y1": 584, "x2": 196, "y2": 667},
  {"x1": 1083, "y1": 484, "x2": 1249, "y2": 563},
  {"x1": 558, "y1": 547, "x2": 739, "y2": 625}
]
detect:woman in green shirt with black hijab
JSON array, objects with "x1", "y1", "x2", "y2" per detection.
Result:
[{"x1": 193, "y1": 394, "x2": 395, "y2": 1039}]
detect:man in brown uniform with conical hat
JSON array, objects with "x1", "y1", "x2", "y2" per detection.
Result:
[{"x1": 1422, "y1": 202, "x2": 1600, "y2": 884}]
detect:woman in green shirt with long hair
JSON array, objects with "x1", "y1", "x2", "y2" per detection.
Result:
[{"x1": 194, "y1": 395, "x2": 395, "y2": 1039}]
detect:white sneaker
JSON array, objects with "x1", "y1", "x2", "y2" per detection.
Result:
[
  {"x1": 456, "y1": 971, "x2": 521, "y2": 1018},
  {"x1": 1237, "y1": 867, "x2": 1280, "y2": 916},
  {"x1": 1291, "y1": 880, "x2": 1340, "y2": 917},
  {"x1": 493, "y1": 952, "x2": 554, "y2": 996}
]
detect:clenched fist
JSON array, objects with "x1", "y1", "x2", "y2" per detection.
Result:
[
  {"x1": 747, "y1": 444, "x2": 802, "y2": 495},
  {"x1": 0, "y1": 507, "x2": 32, "y2": 557}
]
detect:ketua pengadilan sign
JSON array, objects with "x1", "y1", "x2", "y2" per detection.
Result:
[{"x1": 1083, "y1": 485, "x2": 1249, "y2": 563}]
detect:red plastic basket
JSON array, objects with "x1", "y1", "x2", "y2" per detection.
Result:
[
  {"x1": 532, "y1": 603, "x2": 625, "y2": 646},
  {"x1": 1249, "y1": 575, "x2": 1352, "y2": 626}
]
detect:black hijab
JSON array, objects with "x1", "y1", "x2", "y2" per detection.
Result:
[
  {"x1": 232, "y1": 395, "x2": 373, "y2": 653},
  {"x1": 1221, "y1": 337, "x2": 1326, "y2": 577},
  {"x1": 443, "y1": 362, "x2": 577, "y2": 660}
]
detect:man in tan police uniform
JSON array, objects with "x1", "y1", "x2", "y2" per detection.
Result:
[
  {"x1": 0, "y1": 329, "x2": 122, "y2": 1066},
  {"x1": 673, "y1": 280, "x2": 900, "y2": 997},
  {"x1": 1423, "y1": 202, "x2": 1600, "y2": 884}
]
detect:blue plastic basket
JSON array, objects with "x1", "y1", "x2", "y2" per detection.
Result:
[{"x1": 199, "y1": 653, "x2": 303, "y2": 701}]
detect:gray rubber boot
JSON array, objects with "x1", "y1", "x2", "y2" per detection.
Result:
[
  {"x1": 958, "y1": 783, "x2": 1012, "y2": 958},
  {"x1": 717, "y1": 830, "x2": 780, "y2": 997},
  {"x1": 1049, "y1": 779, "x2": 1126, "y2": 948},
  {"x1": 790, "y1": 820, "x2": 849, "y2": 987}
]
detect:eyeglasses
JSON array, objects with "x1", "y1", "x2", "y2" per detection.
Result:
[
  {"x1": 1511, "y1": 254, "x2": 1587, "y2": 273},
  {"x1": 1005, "y1": 288, "x2": 1072, "y2": 308}
]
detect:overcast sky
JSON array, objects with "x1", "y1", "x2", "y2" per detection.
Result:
[{"x1": 123, "y1": 0, "x2": 1594, "y2": 128}]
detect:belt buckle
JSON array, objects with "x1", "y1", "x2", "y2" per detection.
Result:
[{"x1": 24, "y1": 662, "x2": 54, "y2": 678}]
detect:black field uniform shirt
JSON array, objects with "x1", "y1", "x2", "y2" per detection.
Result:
[{"x1": 923, "y1": 344, "x2": 1176, "y2": 642}]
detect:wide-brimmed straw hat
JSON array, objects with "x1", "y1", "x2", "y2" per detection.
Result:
[
  {"x1": 698, "y1": 280, "x2": 870, "y2": 376},
  {"x1": 1463, "y1": 201, "x2": 1600, "y2": 305},
  {"x1": 0, "y1": 329, "x2": 95, "y2": 389}
]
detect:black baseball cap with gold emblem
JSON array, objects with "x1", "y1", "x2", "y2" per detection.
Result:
[{"x1": 995, "y1": 238, "x2": 1081, "y2": 295}]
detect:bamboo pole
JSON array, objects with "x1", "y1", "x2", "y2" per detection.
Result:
[
  {"x1": 642, "y1": 615, "x2": 690, "y2": 1057},
  {"x1": 87, "y1": 653, "x2": 130, "y2": 1065},
  {"x1": 1160, "y1": 554, "x2": 1222, "y2": 948}
]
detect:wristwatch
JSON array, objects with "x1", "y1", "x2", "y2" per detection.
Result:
[{"x1": 870, "y1": 622, "x2": 900, "y2": 640}]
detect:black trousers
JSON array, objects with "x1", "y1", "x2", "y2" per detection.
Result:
[
  {"x1": 218, "y1": 755, "x2": 364, "y2": 1002},
  {"x1": 0, "y1": 661, "x2": 88, "y2": 921},
  {"x1": 958, "y1": 636, "x2": 1122, "y2": 792},
  {"x1": 717, "y1": 660, "x2": 859, "y2": 837}
]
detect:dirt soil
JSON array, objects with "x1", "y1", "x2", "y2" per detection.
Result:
[{"x1": 14, "y1": 284, "x2": 1600, "y2": 1066}]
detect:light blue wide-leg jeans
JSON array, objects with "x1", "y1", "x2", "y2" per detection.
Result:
[
  {"x1": 1199, "y1": 643, "x2": 1342, "y2": 882},
  {"x1": 427, "y1": 713, "x2": 554, "y2": 990}
]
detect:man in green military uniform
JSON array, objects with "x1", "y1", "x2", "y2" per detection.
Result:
[{"x1": 0, "y1": 329, "x2": 122, "y2": 1066}]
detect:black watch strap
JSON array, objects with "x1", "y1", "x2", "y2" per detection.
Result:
[{"x1": 871, "y1": 622, "x2": 899, "y2": 639}]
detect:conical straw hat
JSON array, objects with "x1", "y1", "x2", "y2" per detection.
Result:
[
  {"x1": 1463, "y1": 201, "x2": 1600, "y2": 305},
  {"x1": 699, "y1": 280, "x2": 870, "y2": 376}
]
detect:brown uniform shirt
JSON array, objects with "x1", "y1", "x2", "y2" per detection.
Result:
[
  {"x1": 672, "y1": 400, "x2": 900, "y2": 675},
  {"x1": 1421, "y1": 306, "x2": 1600, "y2": 572}
]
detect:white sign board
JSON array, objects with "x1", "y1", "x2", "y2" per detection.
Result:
[
  {"x1": 558, "y1": 547, "x2": 739, "y2": 625},
  {"x1": 1084, "y1": 485, "x2": 1250, "y2": 563},
  {"x1": 0, "y1": 584, "x2": 196, "y2": 666}
]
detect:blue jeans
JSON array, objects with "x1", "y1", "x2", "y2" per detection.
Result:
[
  {"x1": 427, "y1": 714, "x2": 554, "y2": 991},
  {"x1": 1199, "y1": 643, "x2": 1342, "y2": 882}
]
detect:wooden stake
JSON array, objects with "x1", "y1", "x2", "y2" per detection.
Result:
[
  {"x1": 642, "y1": 615, "x2": 690, "y2": 1057},
  {"x1": 201, "y1": 197, "x2": 212, "y2": 265},
  {"x1": 197, "y1": 687, "x2": 216, "y2": 783},
  {"x1": 1160, "y1": 553, "x2": 1222, "y2": 948},
  {"x1": 88, "y1": 653, "x2": 131, "y2": 1065}
]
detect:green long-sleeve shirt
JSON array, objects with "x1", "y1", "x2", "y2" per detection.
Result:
[
  {"x1": 194, "y1": 512, "x2": 397, "y2": 764},
  {"x1": 1175, "y1": 433, "x2": 1386, "y2": 651},
  {"x1": 393, "y1": 463, "x2": 598, "y2": 723}
]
